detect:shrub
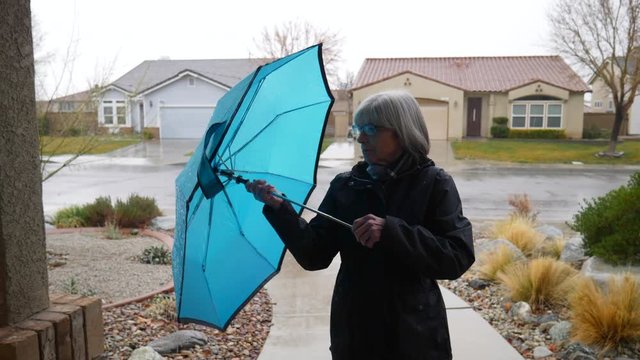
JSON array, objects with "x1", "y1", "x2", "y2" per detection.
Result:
[
  {"x1": 478, "y1": 245, "x2": 520, "y2": 281},
  {"x1": 84, "y1": 196, "x2": 114, "y2": 227},
  {"x1": 508, "y1": 129, "x2": 567, "y2": 139},
  {"x1": 145, "y1": 294, "x2": 176, "y2": 321},
  {"x1": 491, "y1": 117, "x2": 510, "y2": 138},
  {"x1": 104, "y1": 221, "x2": 122, "y2": 240},
  {"x1": 571, "y1": 172, "x2": 640, "y2": 265},
  {"x1": 138, "y1": 245, "x2": 171, "y2": 265},
  {"x1": 498, "y1": 257, "x2": 578, "y2": 311},
  {"x1": 491, "y1": 217, "x2": 543, "y2": 257},
  {"x1": 53, "y1": 205, "x2": 88, "y2": 228},
  {"x1": 570, "y1": 274, "x2": 640, "y2": 352},
  {"x1": 143, "y1": 130, "x2": 155, "y2": 140},
  {"x1": 114, "y1": 194, "x2": 162, "y2": 228}
]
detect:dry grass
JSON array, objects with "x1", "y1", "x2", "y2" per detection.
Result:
[
  {"x1": 478, "y1": 245, "x2": 520, "y2": 281},
  {"x1": 570, "y1": 274, "x2": 640, "y2": 352},
  {"x1": 491, "y1": 217, "x2": 543, "y2": 257},
  {"x1": 498, "y1": 257, "x2": 579, "y2": 311},
  {"x1": 144, "y1": 294, "x2": 177, "y2": 322},
  {"x1": 535, "y1": 238, "x2": 566, "y2": 260},
  {"x1": 508, "y1": 193, "x2": 538, "y2": 222}
]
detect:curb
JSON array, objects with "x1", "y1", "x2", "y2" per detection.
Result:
[{"x1": 46, "y1": 227, "x2": 176, "y2": 310}]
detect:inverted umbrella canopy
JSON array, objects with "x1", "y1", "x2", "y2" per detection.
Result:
[{"x1": 173, "y1": 44, "x2": 334, "y2": 330}]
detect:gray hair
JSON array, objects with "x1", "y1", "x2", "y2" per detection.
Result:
[{"x1": 353, "y1": 90, "x2": 431, "y2": 160}]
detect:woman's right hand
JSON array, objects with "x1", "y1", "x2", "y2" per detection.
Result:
[{"x1": 245, "y1": 180, "x2": 283, "y2": 210}]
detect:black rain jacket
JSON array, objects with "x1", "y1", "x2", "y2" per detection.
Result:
[{"x1": 263, "y1": 158, "x2": 475, "y2": 360}]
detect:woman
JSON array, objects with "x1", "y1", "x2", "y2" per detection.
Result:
[{"x1": 246, "y1": 90, "x2": 474, "y2": 359}]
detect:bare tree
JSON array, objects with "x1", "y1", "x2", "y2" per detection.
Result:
[
  {"x1": 252, "y1": 20, "x2": 343, "y2": 86},
  {"x1": 549, "y1": 0, "x2": 640, "y2": 156}
]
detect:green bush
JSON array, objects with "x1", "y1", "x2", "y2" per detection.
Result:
[
  {"x1": 491, "y1": 125, "x2": 510, "y2": 138},
  {"x1": 143, "y1": 130, "x2": 155, "y2": 140},
  {"x1": 83, "y1": 196, "x2": 114, "y2": 227},
  {"x1": 571, "y1": 172, "x2": 640, "y2": 265},
  {"x1": 493, "y1": 116, "x2": 509, "y2": 126},
  {"x1": 138, "y1": 245, "x2": 172, "y2": 265},
  {"x1": 115, "y1": 194, "x2": 162, "y2": 228},
  {"x1": 53, "y1": 205, "x2": 88, "y2": 228},
  {"x1": 508, "y1": 129, "x2": 567, "y2": 139}
]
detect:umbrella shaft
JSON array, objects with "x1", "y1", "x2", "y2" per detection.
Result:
[{"x1": 271, "y1": 192, "x2": 353, "y2": 230}]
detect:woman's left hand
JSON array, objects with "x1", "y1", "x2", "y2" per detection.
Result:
[{"x1": 352, "y1": 214, "x2": 386, "y2": 248}]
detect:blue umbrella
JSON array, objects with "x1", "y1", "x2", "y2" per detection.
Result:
[{"x1": 173, "y1": 44, "x2": 335, "y2": 330}]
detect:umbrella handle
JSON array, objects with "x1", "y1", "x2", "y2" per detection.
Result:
[{"x1": 218, "y1": 169, "x2": 352, "y2": 230}]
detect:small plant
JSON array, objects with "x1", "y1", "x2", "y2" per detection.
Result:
[
  {"x1": 144, "y1": 294, "x2": 177, "y2": 321},
  {"x1": 507, "y1": 193, "x2": 538, "y2": 222},
  {"x1": 104, "y1": 220, "x2": 122, "y2": 240},
  {"x1": 571, "y1": 172, "x2": 640, "y2": 265},
  {"x1": 491, "y1": 217, "x2": 543, "y2": 257},
  {"x1": 53, "y1": 205, "x2": 88, "y2": 228},
  {"x1": 62, "y1": 276, "x2": 96, "y2": 296},
  {"x1": 115, "y1": 194, "x2": 162, "y2": 228},
  {"x1": 84, "y1": 196, "x2": 114, "y2": 227},
  {"x1": 508, "y1": 129, "x2": 567, "y2": 139},
  {"x1": 143, "y1": 130, "x2": 155, "y2": 140},
  {"x1": 478, "y1": 245, "x2": 520, "y2": 281},
  {"x1": 497, "y1": 257, "x2": 578, "y2": 311},
  {"x1": 138, "y1": 245, "x2": 171, "y2": 265},
  {"x1": 570, "y1": 274, "x2": 640, "y2": 352}
]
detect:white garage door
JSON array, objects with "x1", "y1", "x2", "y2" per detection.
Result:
[
  {"x1": 417, "y1": 99, "x2": 449, "y2": 140},
  {"x1": 160, "y1": 106, "x2": 215, "y2": 139}
]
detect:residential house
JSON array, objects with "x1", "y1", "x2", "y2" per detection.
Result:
[
  {"x1": 41, "y1": 89, "x2": 99, "y2": 135},
  {"x1": 351, "y1": 56, "x2": 590, "y2": 141},
  {"x1": 98, "y1": 58, "x2": 267, "y2": 139},
  {"x1": 589, "y1": 57, "x2": 638, "y2": 135}
]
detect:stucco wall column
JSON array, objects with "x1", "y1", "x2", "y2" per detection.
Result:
[{"x1": 0, "y1": 0, "x2": 50, "y2": 326}]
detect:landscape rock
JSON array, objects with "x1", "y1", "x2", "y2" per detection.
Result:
[
  {"x1": 560, "y1": 235, "x2": 586, "y2": 265},
  {"x1": 128, "y1": 346, "x2": 163, "y2": 360},
  {"x1": 533, "y1": 345, "x2": 553, "y2": 358},
  {"x1": 150, "y1": 216, "x2": 175, "y2": 231},
  {"x1": 536, "y1": 224, "x2": 564, "y2": 241},
  {"x1": 148, "y1": 330, "x2": 207, "y2": 354},
  {"x1": 549, "y1": 321, "x2": 572, "y2": 344},
  {"x1": 468, "y1": 278, "x2": 490, "y2": 290},
  {"x1": 509, "y1": 301, "x2": 533, "y2": 323},
  {"x1": 580, "y1": 256, "x2": 640, "y2": 289},
  {"x1": 475, "y1": 238, "x2": 526, "y2": 262}
]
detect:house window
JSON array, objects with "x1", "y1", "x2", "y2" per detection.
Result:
[
  {"x1": 188, "y1": 77, "x2": 196, "y2": 87},
  {"x1": 60, "y1": 102, "x2": 74, "y2": 112},
  {"x1": 102, "y1": 100, "x2": 127, "y2": 126},
  {"x1": 608, "y1": 100, "x2": 614, "y2": 111},
  {"x1": 593, "y1": 101, "x2": 603, "y2": 108},
  {"x1": 510, "y1": 102, "x2": 563, "y2": 129}
]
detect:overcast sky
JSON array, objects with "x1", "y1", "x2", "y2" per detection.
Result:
[{"x1": 31, "y1": 0, "x2": 558, "y2": 99}]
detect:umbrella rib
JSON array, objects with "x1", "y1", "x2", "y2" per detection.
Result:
[
  {"x1": 219, "y1": 99, "x2": 330, "y2": 164},
  {"x1": 219, "y1": 186, "x2": 277, "y2": 268},
  {"x1": 232, "y1": 169, "x2": 312, "y2": 187}
]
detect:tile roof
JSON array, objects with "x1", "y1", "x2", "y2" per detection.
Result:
[
  {"x1": 111, "y1": 58, "x2": 270, "y2": 94},
  {"x1": 352, "y1": 56, "x2": 590, "y2": 93}
]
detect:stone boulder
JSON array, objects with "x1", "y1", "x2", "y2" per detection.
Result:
[
  {"x1": 128, "y1": 346, "x2": 164, "y2": 360},
  {"x1": 560, "y1": 235, "x2": 586, "y2": 265},
  {"x1": 580, "y1": 256, "x2": 640, "y2": 288},
  {"x1": 475, "y1": 238, "x2": 526, "y2": 262},
  {"x1": 148, "y1": 330, "x2": 207, "y2": 355}
]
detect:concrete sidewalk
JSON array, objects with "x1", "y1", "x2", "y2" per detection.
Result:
[{"x1": 258, "y1": 139, "x2": 523, "y2": 359}]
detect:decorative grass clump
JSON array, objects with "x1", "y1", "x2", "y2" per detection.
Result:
[
  {"x1": 114, "y1": 194, "x2": 162, "y2": 228},
  {"x1": 53, "y1": 194, "x2": 162, "y2": 229},
  {"x1": 497, "y1": 257, "x2": 578, "y2": 311},
  {"x1": 53, "y1": 205, "x2": 88, "y2": 228},
  {"x1": 507, "y1": 193, "x2": 538, "y2": 222},
  {"x1": 144, "y1": 294, "x2": 177, "y2": 321},
  {"x1": 570, "y1": 274, "x2": 640, "y2": 352},
  {"x1": 491, "y1": 217, "x2": 543, "y2": 257},
  {"x1": 535, "y1": 238, "x2": 566, "y2": 260},
  {"x1": 478, "y1": 245, "x2": 520, "y2": 281}
]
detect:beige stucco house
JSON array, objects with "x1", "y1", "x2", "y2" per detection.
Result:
[{"x1": 351, "y1": 56, "x2": 590, "y2": 140}]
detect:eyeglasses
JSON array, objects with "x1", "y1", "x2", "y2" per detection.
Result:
[{"x1": 351, "y1": 124, "x2": 383, "y2": 137}]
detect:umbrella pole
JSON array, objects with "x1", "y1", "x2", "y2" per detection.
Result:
[
  {"x1": 218, "y1": 169, "x2": 353, "y2": 230},
  {"x1": 270, "y1": 192, "x2": 353, "y2": 230}
]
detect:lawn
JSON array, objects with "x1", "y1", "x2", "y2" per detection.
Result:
[
  {"x1": 40, "y1": 136, "x2": 141, "y2": 156},
  {"x1": 321, "y1": 138, "x2": 333, "y2": 153},
  {"x1": 451, "y1": 139, "x2": 640, "y2": 165}
]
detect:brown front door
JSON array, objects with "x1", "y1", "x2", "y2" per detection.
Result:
[{"x1": 467, "y1": 98, "x2": 482, "y2": 137}]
